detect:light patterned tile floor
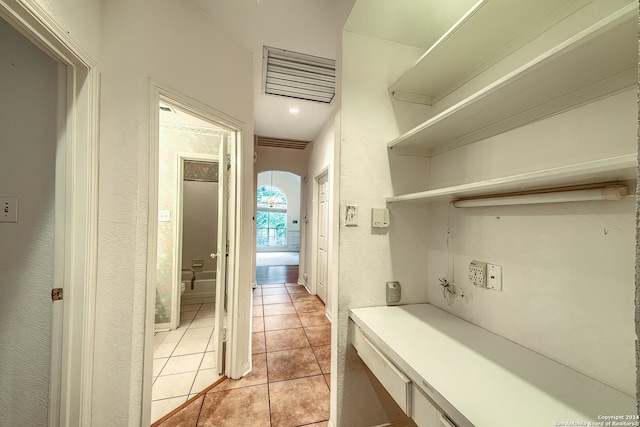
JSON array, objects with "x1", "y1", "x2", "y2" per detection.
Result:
[
  {"x1": 151, "y1": 303, "x2": 222, "y2": 423},
  {"x1": 153, "y1": 282, "x2": 331, "y2": 427}
]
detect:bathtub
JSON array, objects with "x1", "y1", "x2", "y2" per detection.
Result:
[{"x1": 181, "y1": 270, "x2": 216, "y2": 305}]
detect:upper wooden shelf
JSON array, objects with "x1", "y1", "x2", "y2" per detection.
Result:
[
  {"x1": 387, "y1": 4, "x2": 637, "y2": 156},
  {"x1": 386, "y1": 154, "x2": 637, "y2": 204},
  {"x1": 388, "y1": 0, "x2": 587, "y2": 105}
]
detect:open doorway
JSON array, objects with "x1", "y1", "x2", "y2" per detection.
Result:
[
  {"x1": 148, "y1": 98, "x2": 232, "y2": 423},
  {"x1": 0, "y1": 5, "x2": 98, "y2": 426},
  {"x1": 256, "y1": 171, "x2": 301, "y2": 285}
]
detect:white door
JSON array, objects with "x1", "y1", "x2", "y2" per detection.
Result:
[
  {"x1": 213, "y1": 134, "x2": 229, "y2": 374},
  {"x1": 316, "y1": 173, "x2": 329, "y2": 303}
]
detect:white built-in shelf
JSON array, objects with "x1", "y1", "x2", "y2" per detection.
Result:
[
  {"x1": 387, "y1": 4, "x2": 637, "y2": 156},
  {"x1": 386, "y1": 154, "x2": 637, "y2": 204},
  {"x1": 389, "y1": 0, "x2": 588, "y2": 105}
]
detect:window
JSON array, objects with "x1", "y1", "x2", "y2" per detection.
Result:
[{"x1": 256, "y1": 185, "x2": 287, "y2": 247}]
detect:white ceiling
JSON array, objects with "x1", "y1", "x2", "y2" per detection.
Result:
[
  {"x1": 192, "y1": 0, "x2": 350, "y2": 142},
  {"x1": 190, "y1": 0, "x2": 478, "y2": 142}
]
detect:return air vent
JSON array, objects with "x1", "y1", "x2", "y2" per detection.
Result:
[
  {"x1": 255, "y1": 135, "x2": 309, "y2": 150},
  {"x1": 262, "y1": 46, "x2": 336, "y2": 104}
]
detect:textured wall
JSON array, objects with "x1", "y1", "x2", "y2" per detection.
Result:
[
  {"x1": 93, "y1": 0, "x2": 254, "y2": 424},
  {"x1": 424, "y1": 43, "x2": 637, "y2": 400},
  {"x1": 0, "y1": 18, "x2": 58, "y2": 426},
  {"x1": 337, "y1": 31, "x2": 431, "y2": 426}
]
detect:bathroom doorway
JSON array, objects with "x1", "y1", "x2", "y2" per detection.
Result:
[{"x1": 148, "y1": 97, "x2": 232, "y2": 423}]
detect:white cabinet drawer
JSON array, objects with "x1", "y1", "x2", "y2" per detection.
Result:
[
  {"x1": 412, "y1": 384, "x2": 441, "y2": 427},
  {"x1": 352, "y1": 324, "x2": 411, "y2": 414}
]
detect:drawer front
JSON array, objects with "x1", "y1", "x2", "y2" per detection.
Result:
[
  {"x1": 352, "y1": 325, "x2": 411, "y2": 414},
  {"x1": 412, "y1": 384, "x2": 441, "y2": 427}
]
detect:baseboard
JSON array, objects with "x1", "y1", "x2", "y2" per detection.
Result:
[
  {"x1": 181, "y1": 292, "x2": 215, "y2": 305},
  {"x1": 154, "y1": 322, "x2": 171, "y2": 332},
  {"x1": 325, "y1": 308, "x2": 332, "y2": 323}
]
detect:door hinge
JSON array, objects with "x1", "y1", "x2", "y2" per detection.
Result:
[
  {"x1": 52, "y1": 288, "x2": 63, "y2": 301},
  {"x1": 222, "y1": 327, "x2": 227, "y2": 342},
  {"x1": 226, "y1": 154, "x2": 232, "y2": 169}
]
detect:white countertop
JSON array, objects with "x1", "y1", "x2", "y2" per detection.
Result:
[{"x1": 349, "y1": 304, "x2": 635, "y2": 427}]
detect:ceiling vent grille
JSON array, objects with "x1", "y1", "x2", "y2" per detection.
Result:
[
  {"x1": 255, "y1": 135, "x2": 309, "y2": 150},
  {"x1": 262, "y1": 46, "x2": 336, "y2": 104}
]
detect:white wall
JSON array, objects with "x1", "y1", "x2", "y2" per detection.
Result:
[
  {"x1": 34, "y1": 0, "x2": 101, "y2": 60},
  {"x1": 257, "y1": 170, "x2": 301, "y2": 252},
  {"x1": 337, "y1": 31, "x2": 431, "y2": 426},
  {"x1": 0, "y1": 17, "x2": 58, "y2": 426},
  {"x1": 92, "y1": 1, "x2": 254, "y2": 424},
  {"x1": 426, "y1": 89, "x2": 637, "y2": 396},
  {"x1": 337, "y1": 1, "x2": 638, "y2": 424}
]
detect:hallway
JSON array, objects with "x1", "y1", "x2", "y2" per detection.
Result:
[{"x1": 152, "y1": 280, "x2": 330, "y2": 426}]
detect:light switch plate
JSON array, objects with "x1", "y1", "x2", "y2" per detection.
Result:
[
  {"x1": 0, "y1": 197, "x2": 18, "y2": 223},
  {"x1": 345, "y1": 205, "x2": 358, "y2": 227}
]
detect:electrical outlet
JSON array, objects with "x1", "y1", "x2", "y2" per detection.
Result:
[
  {"x1": 487, "y1": 264, "x2": 502, "y2": 291},
  {"x1": 386, "y1": 281, "x2": 401, "y2": 305},
  {"x1": 469, "y1": 260, "x2": 487, "y2": 287}
]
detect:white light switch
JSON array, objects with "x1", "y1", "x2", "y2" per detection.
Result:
[
  {"x1": 0, "y1": 197, "x2": 18, "y2": 223},
  {"x1": 345, "y1": 205, "x2": 357, "y2": 227}
]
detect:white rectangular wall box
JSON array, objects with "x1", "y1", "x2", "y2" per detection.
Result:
[
  {"x1": 371, "y1": 208, "x2": 390, "y2": 228},
  {"x1": 0, "y1": 197, "x2": 18, "y2": 223}
]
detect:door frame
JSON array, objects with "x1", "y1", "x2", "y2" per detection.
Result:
[
  {"x1": 145, "y1": 81, "x2": 245, "y2": 425},
  {"x1": 0, "y1": 1, "x2": 99, "y2": 425}
]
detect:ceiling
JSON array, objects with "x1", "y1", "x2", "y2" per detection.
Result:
[
  {"x1": 191, "y1": 0, "x2": 350, "y2": 142},
  {"x1": 190, "y1": 0, "x2": 478, "y2": 143}
]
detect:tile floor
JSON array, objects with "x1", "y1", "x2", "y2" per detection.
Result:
[
  {"x1": 152, "y1": 302, "x2": 223, "y2": 423},
  {"x1": 153, "y1": 282, "x2": 331, "y2": 427}
]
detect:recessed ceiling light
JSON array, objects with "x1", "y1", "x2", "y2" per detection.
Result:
[{"x1": 289, "y1": 108, "x2": 300, "y2": 115}]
